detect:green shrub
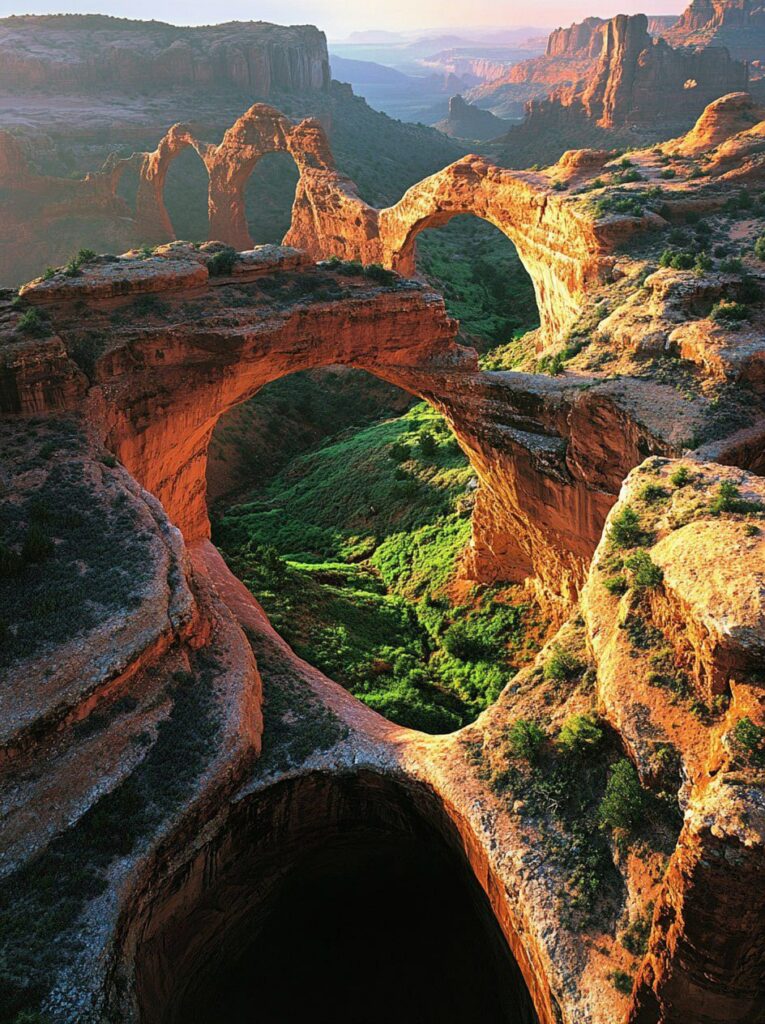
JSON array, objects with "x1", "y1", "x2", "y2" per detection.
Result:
[
  {"x1": 694, "y1": 252, "x2": 712, "y2": 274},
  {"x1": 22, "y1": 524, "x2": 54, "y2": 564},
  {"x1": 207, "y1": 247, "x2": 237, "y2": 276},
  {"x1": 754, "y1": 234, "x2": 765, "y2": 260},
  {"x1": 507, "y1": 718, "x2": 545, "y2": 762},
  {"x1": 638, "y1": 482, "x2": 667, "y2": 503},
  {"x1": 417, "y1": 431, "x2": 438, "y2": 458},
  {"x1": 363, "y1": 263, "x2": 397, "y2": 285},
  {"x1": 670, "y1": 466, "x2": 691, "y2": 487},
  {"x1": 62, "y1": 248, "x2": 97, "y2": 277},
  {"x1": 731, "y1": 716, "x2": 765, "y2": 764},
  {"x1": 710, "y1": 480, "x2": 764, "y2": 515},
  {"x1": 609, "y1": 969, "x2": 634, "y2": 995},
  {"x1": 710, "y1": 300, "x2": 749, "y2": 325},
  {"x1": 16, "y1": 308, "x2": 48, "y2": 337},
  {"x1": 659, "y1": 168, "x2": 676, "y2": 179},
  {"x1": 659, "y1": 249, "x2": 694, "y2": 270},
  {"x1": 625, "y1": 550, "x2": 663, "y2": 590},
  {"x1": 558, "y1": 713, "x2": 603, "y2": 755},
  {"x1": 388, "y1": 441, "x2": 410, "y2": 463},
  {"x1": 544, "y1": 644, "x2": 582, "y2": 682},
  {"x1": 599, "y1": 759, "x2": 646, "y2": 832},
  {"x1": 720, "y1": 256, "x2": 744, "y2": 274},
  {"x1": 604, "y1": 574, "x2": 628, "y2": 596},
  {"x1": 609, "y1": 506, "x2": 644, "y2": 548},
  {"x1": 621, "y1": 910, "x2": 652, "y2": 956}
]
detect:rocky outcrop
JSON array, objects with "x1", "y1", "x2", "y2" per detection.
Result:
[
  {"x1": 525, "y1": 13, "x2": 748, "y2": 131},
  {"x1": 670, "y1": 90, "x2": 765, "y2": 155},
  {"x1": 0, "y1": 15, "x2": 330, "y2": 95},
  {"x1": 668, "y1": 0, "x2": 765, "y2": 60},
  {"x1": 0, "y1": 244, "x2": 675, "y2": 618},
  {"x1": 546, "y1": 16, "x2": 606, "y2": 59},
  {"x1": 582, "y1": 458, "x2": 765, "y2": 1024},
  {"x1": 434, "y1": 95, "x2": 511, "y2": 140}
]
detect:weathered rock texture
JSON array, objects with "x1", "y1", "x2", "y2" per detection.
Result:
[
  {"x1": 0, "y1": 15, "x2": 330, "y2": 94},
  {"x1": 667, "y1": 0, "x2": 765, "y2": 61},
  {"x1": 525, "y1": 14, "x2": 748, "y2": 131},
  {"x1": 583, "y1": 459, "x2": 765, "y2": 1024}
]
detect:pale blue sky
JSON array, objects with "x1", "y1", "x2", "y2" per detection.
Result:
[{"x1": 0, "y1": 0, "x2": 688, "y2": 39}]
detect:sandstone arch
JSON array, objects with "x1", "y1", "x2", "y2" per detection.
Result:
[{"x1": 15, "y1": 245, "x2": 676, "y2": 618}]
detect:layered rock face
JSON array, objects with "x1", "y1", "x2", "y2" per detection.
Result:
[
  {"x1": 668, "y1": 0, "x2": 765, "y2": 60},
  {"x1": 546, "y1": 16, "x2": 606, "y2": 60},
  {"x1": 527, "y1": 14, "x2": 748, "y2": 130},
  {"x1": 0, "y1": 15, "x2": 330, "y2": 94}
]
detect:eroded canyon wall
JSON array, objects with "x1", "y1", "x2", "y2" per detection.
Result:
[{"x1": 0, "y1": 15, "x2": 330, "y2": 95}]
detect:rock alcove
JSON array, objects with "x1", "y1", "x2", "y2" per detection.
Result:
[{"x1": 127, "y1": 772, "x2": 539, "y2": 1024}]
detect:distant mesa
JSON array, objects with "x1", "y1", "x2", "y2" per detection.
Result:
[
  {"x1": 434, "y1": 95, "x2": 512, "y2": 140},
  {"x1": 0, "y1": 15, "x2": 331, "y2": 94}
]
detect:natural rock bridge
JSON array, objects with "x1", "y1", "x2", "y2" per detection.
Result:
[
  {"x1": 1, "y1": 103, "x2": 621, "y2": 340},
  {"x1": 10, "y1": 243, "x2": 678, "y2": 617}
]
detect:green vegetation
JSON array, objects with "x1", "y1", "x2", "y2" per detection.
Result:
[
  {"x1": 609, "y1": 507, "x2": 646, "y2": 549},
  {"x1": 590, "y1": 188, "x2": 662, "y2": 220},
  {"x1": 755, "y1": 234, "x2": 765, "y2": 261},
  {"x1": 599, "y1": 759, "x2": 646, "y2": 833},
  {"x1": 416, "y1": 216, "x2": 539, "y2": 350},
  {"x1": 543, "y1": 644, "x2": 583, "y2": 683},
  {"x1": 621, "y1": 908, "x2": 653, "y2": 956},
  {"x1": 731, "y1": 716, "x2": 765, "y2": 765},
  {"x1": 659, "y1": 248, "x2": 694, "y2": 270},
  {"x1": 557, "y1": 713, "x2": 603, "y2": 755},
  {"x1": 15, "y1": 308, "x2": 48, "y2": 338},
  {"x1": 670, "y1": 465, "x2": 692, "y2": 488},
  {"x1": 711, "y1": 300, "x2": 750, "y2": 325},
  {"x1": 215, "y1": 401, "x2": 539, "y2": 732},
  {"x1": 507, "y1": 718, "x2": 545, "y2": 762},
  {"x1": 624, "y1": 550, "x2": 663, "y2": 591},
  {"x1": 63, "y1": 247, "x2": 97, "y2": 277},
  {"x1": 609, "y1": 969, "x2": 634, "y2": 995},
  {"x1": 207, "y1": 246, "x2": 237, "y2": 276},
  {"x1": 0, "y1": 421, "x2": 157, "y2": 669},
  {"x1": 709, "y1": 481, "x2": 765, "y2": 515}
]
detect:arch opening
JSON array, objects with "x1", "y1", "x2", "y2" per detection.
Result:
[
  {"x1": 115, "y1": 158, "x2": 141, "y2": 221},
  {"x1": 163, "y1": 144, "x2": 210, "y2": 242},
  {"x1": 129, "y1": 771, "x2": 539, "y2": 1024},
  {"x1": 208, "y1": 367, "x2": 543, "y2": 734},
  {"x1": 413, "y1": 214, "x2": 540, "y2": 355},
  {"x1": 244, "y1": 150, "x2": 301, "y2": 245}
]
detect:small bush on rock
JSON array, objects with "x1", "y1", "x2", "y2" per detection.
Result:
[{"x1": 507, "y1": 718, "x2": 545, "y2": 762}]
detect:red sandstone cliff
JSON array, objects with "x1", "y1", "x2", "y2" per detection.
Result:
[
  {"x1": 667, "y1": 0, "x2": 765, "y2": 60},
  {"x1": 0, "y1": 15, "x2": 330, "y2": 95},
  {"x1": 521, "y1": 13, "x2": 747, "y2": 131}
]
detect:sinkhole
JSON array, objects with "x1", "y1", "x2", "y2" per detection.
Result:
[{"x1": 129, "y1": 771, "x2": 538, "y2": 1024}]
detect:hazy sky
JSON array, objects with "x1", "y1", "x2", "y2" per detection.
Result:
[{"x1": 0, "y1": 0, "x2": 688, "y2": 38}]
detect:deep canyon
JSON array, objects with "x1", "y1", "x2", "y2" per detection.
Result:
[{"x1": 1, "y1": 9, "x2": 765, "y2": 1024}]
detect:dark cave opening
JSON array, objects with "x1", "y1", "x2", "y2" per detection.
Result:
[
  {"x1": 184, "y1": 838, "x2": 530, "y2": 1024},
  {"x1": 130, "y1": 772, "x2": 538, "y2": 1024}
]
